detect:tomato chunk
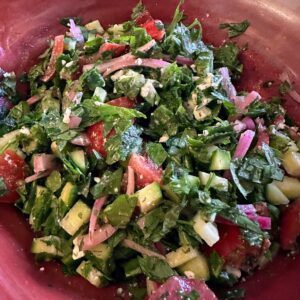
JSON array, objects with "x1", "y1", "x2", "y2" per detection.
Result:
[
  {"x1": 142, "y1": 20, "x2": 165, "y2": 41},
  {"x1": 98, "y1": 42, "x2": 127, "y2": 57},
  {"x1": 0, "y1": 150, "x2": 26, "y2": 203},
  {"x1": 148, "y1": 276, "x2": 217, "y2": 300},
  {"x1": 41, "y1": 35, "x2": 65, "y2": 82},
  {"x1": 280, "y1": 200, "x2": 300, "y2": 250},
  {"x1": 128, "y1": 153, "x2": 163, "y2": 188},
  {"x1": 86, "y1": 97, "x2": 135, "y2": 156},
  {"x1": 135, "y1": 9, "x2": 153, "y2": 26}
]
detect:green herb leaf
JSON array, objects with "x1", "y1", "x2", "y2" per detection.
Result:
[
  {"x1": 0, "y1": 177, "x2": 7, "y2": 197},
  {"x1": 279, "y1": 80, "x2": 293, "y2": 95},
  {"x1": 219, "y1": 20, "x2": 250, "y2": 38},
  {"x1": 145, "y1": 143, "x2": 168, "y2": 166}
]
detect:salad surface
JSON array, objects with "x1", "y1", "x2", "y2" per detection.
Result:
[{"x1": 0, "y1": 1, "x2": 300, "y2": 299}]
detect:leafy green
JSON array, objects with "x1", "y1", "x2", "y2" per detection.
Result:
[
  {"x1": 230, "y1": 144, "x2": 284, "y2": 198},
  {"x1": 113, "y1": 70, "x2": 146, "y2": 99},
  {"x1": 213, "y1": 43, "x2": 243, "y2": 79},
  {"x1": 279, "y1": 80, "x2": 293, "y2": 95},
  {"x1": 137, "y1": 256, "x2": 177, "y2": 282},
  {"x1": 0, "y1": 71, "x2": 18, "y2": 104},
  {"x1": 145, "y1": 143, "x2": 168, "y2": 166},
  {"x1": 105, "y1": 125, "x2": 143, "y2": 165},
  {"x1": 167, "y1": 0, "x2": 185, "y2": 36},
  {"x1": 208, "y1": 251, "x2": 224, "y2": 278},
  {"x1": 84, "y1": 37, "x2": 104, "y2": 54},
  {"x1": 131, "y1": 1, "x2": 145, "y2": 20},
  {"x1": 219, "y1": 20, "x2": 250, "y2": 38},
  {"x1": 91, "y1": 168, "x2": 123, "y2": 199},
  {"x1": 0, "y1": 177, "x2": 7, "y2": 197},
  {"x1": 81, "y1": 68, "x2": 105, "y2": 91}
]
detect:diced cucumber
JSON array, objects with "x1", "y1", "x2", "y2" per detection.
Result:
[
  {"x1": 123, "y1": 258, "x2": 142, "y2": 278},
  {"x1": 76, "y1": 261, "x2": 105, "y2": 287},
  {"x1": 193, "y1": 106, "x2": 211, "y2": 121},
  {"x1": 103, "y1": 195, "x2": 137, "y2": 228},
  {"x1": 64, "y1": 37, "x2": 77, "y2": 51},
  {"x1": 85, "y1": 20, "x2": 104, "y2": 33},
  {"x1": 274, "y1": 176, "x2": 300, "y2": 199},
  {"x1": 70, "y1": 149, "x2": 87, "y2": 173},
  {"x1": 166, "y1": 246, "x2": 198, "y2": 268},
  {"x1": 193, "y1": 212, "x2": 219, "y2": 247},
  {"x1": 60, "y1": 201, "x2": 91, "y2": 235},
  {"x1": 31, "y1": 235, "x2": 63, "y2": 257},
  {"x1": 45, "y1": 170, "x2": 62, "y2": 192},
  {"x1": 282, "y1": 151, "x2": 300, "y2": 176},
  {"x1": 0, "y1": 129, "x2": 21, "y2": 154},
  {"x1": 199, "y1": 171, "x2": 229, "y2": 192},
  {"x1": 209, "y1": 149, "x2": 231, "y2": 171},
  {"x1": 29, "y1": 186, "x2": 49, "y2": 227},
  {"x1": 86, "y1": 243, "x2": 113, "y2": 274},
  {"x1": 59, "y1": 182, "x2": 78, "y2": 208},
  {"x1": 266, "y1": 183, "x2": 289, "y2": 205},
  {"x1": 135, "y1": 182, "x2": 163, "y2": 213},
  {"x1": 178, "y1": 253, "x2": 210, "y2": 281}
]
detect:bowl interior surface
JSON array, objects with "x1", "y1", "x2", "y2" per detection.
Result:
[{"x1": 0, "y1": 0, "x2": 300, "y2": 299}]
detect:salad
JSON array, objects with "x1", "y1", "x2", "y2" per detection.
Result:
[{"x1": 0, "y1": 1, "x2": 300, "y2": 299}]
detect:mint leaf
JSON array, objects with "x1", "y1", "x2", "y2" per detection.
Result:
[{"x1": 220, "y1": 20, "x2": 250, "y2": 38}]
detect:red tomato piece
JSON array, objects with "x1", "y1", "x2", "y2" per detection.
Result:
[
  {"x1": 41, "y1": 35, "x2": 65, "y2": 82},
  {"x1": 86, "y1": 97, "x2": 135, "y2": 156},
  {"x1": 256, "y1": 130, "x2": 270, "y2": 148},
  {"x1": 135, "y1": 9, "x2": 154, "y2": 26},
  {"x1": 211, "y1": 225, "x2": 243, "y2": 258},
  {"x1": 280, "y1": 200, "x2": 300, "y2": 250},
  {"x1": 106, "y1": 97, "x2": 135, "y2": 108},
  {"x1": 0, "y1": 150, "x2": 26, "y2": 203},
  {"x1": 99, "y1": 42, "x2": 127, "y2": 57},
  {"x1": 128, "y1": 153, "x2": 163, "y2": 188},
  {"x1": 142, "y1": 20, "x2": 165, "y2": 41},
  {"x1": 148, "y1": 276, "x2": 217, "y2": 300}
]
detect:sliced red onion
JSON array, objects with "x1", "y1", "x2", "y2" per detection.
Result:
[
  {"x1": 103, "y1": 58, "x2": 170, "y2": 77},
  {"x1": 248, "y1": 215, "x2": 272, "y2": 230},
  {"x1": 24, "y1": 170, "x2": 52, "y2": 183},
  {"x1": 241, "y1": 117, "x2": 256, "y2": 130},
  {"x1": 121, "y1": 239, "x2": 166, "y2": 260},
  {"x1": 83, "y1": 39, "x2": 156, "y2": 72},
  {"x1": 80, "y1": 224, "x2": 117, "y2": 251},
  {"x1": 68, "y1": 116, "x2": 82, "y2": 129},
  {"x1": 154, "y1": 242, "x2": 166, "y2": 255},
  {"x1": 163, "y1": 55, "x2": 194, "y2": 65},
  {"x1": 238, "y1": 204, "x2": 256, "y2": 215},
  {"x1": 69, "y1": 19, "x2": 84, "y2": 43},
  {"x1": 233, "y1": 120, "x2": 247, "y2": 133},
  {"x1": 233, "y1": 130, "x2": 255, "y2": 159},
  {"x1": 89, "y1": 197, "x2": 106, "y2": 239},
  {"x1": 70, "y1": 133, "x2": 91, "y2": 146},
  {"x1": 126, "y1": 166, "x2": 135, "y2": 195},
  {"x1": 33, "y1": 154, "x2": 57, "y2": 173},
  {"x1": 26, "y1": 95, "x2": 40, "y2": 106},
  {"x1": 219, "y1": 67, "x2": 237, "y2": 101},
  {"x1": 234, "y1": 91, "x2": 261, "y2": 111}
]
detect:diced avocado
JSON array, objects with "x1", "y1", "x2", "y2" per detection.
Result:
[
  {"x1": 193, "y1": 212, "x2": 219, "y2": 247},
  {"x1": 70, "y1": 149, "x2": 87, "y2": 173},
  {"x1": 135, "y1": 182, "x2": 163, "y2": 213},
  {"x1": 103, "y1": 195, "x2": 137, "y2": 228},
  {"x1": 282, "y1": 151, "x2": 300, "y2": 176},
  {"x1": 209, "y1": 149, "x2": 231, "y2": 171},
  {"x1": 60, "y1": 200, "x2": 91, "y2": 235},
  {"x1": 199, "y1": 171, "x2": 229, "y2": 192},
  {"x1": 166, "y1": 246, "x2": 198, "y2": 268},
  {"x1": 178, "y1": 253, "x2": 210, "y2": 281},
  {"x1": 86, "y1": 243, "x2": 113, "y2": 274},
  {"x1": 59, "y1": 182, "x2": 78, "y2": 208},
  {"x1": 123, "y1": 258, "x2": 142, "y2": 278},
  {"x1": 266, "y1": 183, "x2": 289, "y2": 205},
  {"x1": 46, "y1": 171, "x2": 62, "y2": 192},
  {"x1": 31, "y1": 235, "x2": 63, "y2": 257},
  {"x1": 193, "y1": 106, "x2": 211, "y2": 121},
  {"x1": 274, "y1": 176, "x2": 300, "y2": 199},
  {"x1": 76, "y1": 261, "x2": 106, "y2": 287}
]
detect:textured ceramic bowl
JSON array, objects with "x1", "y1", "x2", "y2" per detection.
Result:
[{"x1": 0, "y1": 0, "x2": 300, "y2": 299}]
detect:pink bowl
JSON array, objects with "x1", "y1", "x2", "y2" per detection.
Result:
[{"x1": 0, "y1": 0, "x2": 300, "y2": 299}]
